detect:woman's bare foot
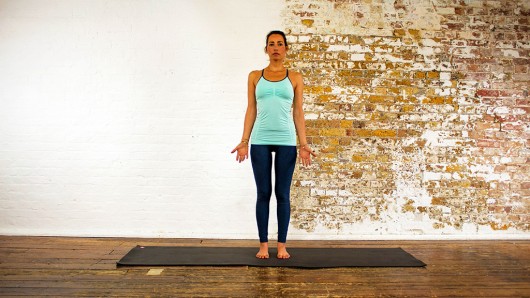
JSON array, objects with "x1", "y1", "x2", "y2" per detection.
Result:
[
  {"x1": 277, "y1": 242, "x2": 290, "y2": 259},
  {"x1": 256, "y1": 242, "x2": 269, "y2": 259}
]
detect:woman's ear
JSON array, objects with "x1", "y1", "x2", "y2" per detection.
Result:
[{"x1": 264, "y1": 46, "x2": 267, "y2": 53}]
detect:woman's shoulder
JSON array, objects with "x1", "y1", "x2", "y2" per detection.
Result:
[
  {"x1": 248, "y1": 70, "x2": 262, "y2": 86},
  {"x1": 249, "y1": 70, "x2": 262, "y2": 78},
  {"x1": 288, "y1": 69, "x2": 303, "y2": 83}
]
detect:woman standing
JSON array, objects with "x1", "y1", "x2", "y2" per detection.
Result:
[{"x1": 231, "y1": 31, "x2": 316, "y2": 259}]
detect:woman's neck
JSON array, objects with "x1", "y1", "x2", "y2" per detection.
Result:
[{"x1": 266, "y1": 61, "x2": 285, "y2": 72}]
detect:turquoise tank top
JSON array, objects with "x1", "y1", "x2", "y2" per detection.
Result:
[{"x1": 251, "y1": 69, "x2": 296, "y2": 146}]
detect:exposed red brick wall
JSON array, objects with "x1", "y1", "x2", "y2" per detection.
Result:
[{"x1": 284, "y1": 0, "x2": 529, "y2": 235}]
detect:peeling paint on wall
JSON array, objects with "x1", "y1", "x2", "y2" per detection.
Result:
[{"x1": 284, "y1": 0, "x2": 530, "y2": 236}]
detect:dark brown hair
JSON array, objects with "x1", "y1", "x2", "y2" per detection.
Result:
[{"x1": 266, "y1": 30, "x2": 288, "y2": 48}]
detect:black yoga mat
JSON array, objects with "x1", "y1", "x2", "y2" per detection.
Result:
[{"x1": 117, "y1": 246, "x2": 426, "y2": 268}]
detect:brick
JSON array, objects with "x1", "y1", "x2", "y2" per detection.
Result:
[
  {"x1": 476, "y1": 89, "x2": 500, "y2": 97},
  {"x1": 367, "y1": 95, "x2": 394, "y2": 103},
  {"x1": 320, "y1": 128, "x2": 345, "y2": 137},
  {"x1": 280, "y1": 0, "x2": 530, "y2": 237}
]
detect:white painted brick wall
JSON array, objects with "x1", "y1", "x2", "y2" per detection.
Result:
[
  {"x1": 3, "y1": 1, "x2": 526, "y2": 240},
  {"x1": 0, "y1": 0, "x2": 283, "y2": 238}
]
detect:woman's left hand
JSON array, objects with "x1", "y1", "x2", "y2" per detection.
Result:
[{"x1": 299, "y1": 145, "x2": 316, "y2": 167}]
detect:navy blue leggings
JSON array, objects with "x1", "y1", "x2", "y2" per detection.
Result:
[{"x1": 250, "y1": 144, "x2": 297, "y2": 243}]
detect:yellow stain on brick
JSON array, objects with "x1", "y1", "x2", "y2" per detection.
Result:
[
  {"x1": 460, "y1": 180, "x2": 472, "y2": 188},
  {"x1": 328, "y1": 137, "x2": 340, "y2": 146},
  {"x1": 416, "y1": 139, "x2": 427, "y2": 147},
  {"x1": 301, "y1": 44, "x2": 318, "y2": 51},
  {"x1": 314, "y1": 119, "x2": 340, "y2": 128},
  {"x1": 350, "y1": 171, "x2": 363, "y2": 179},
  {"x1": 372, "y1": 129, "x2": 396, "y2": 138},
  {"x1": 401, "y1": 104, "x2": 415, "y2": 112},
  {"x1": 445, "y1": 97, "x2": 455, "y2": 104},
  {"x1": 351, "y1": 155, "x2": 364, "y2": 162},
  {"x1": 306, "y1": 119, "x2": 317, "y2": 127},
  {"x1": 368, "y1": 95, "x2": 394, "y2": 103},
  {"x1": 445, "y1": 180, "x2": 472, "y2": 188},
  {"x1": 428, "y1": 121, "x2": 441, "y2": 128},
  {"x1": 402, "y1": 86, "x2": 419, "y2": 96},
  {"x1": 398, "y1": 129, "x2": 422, "y2": 138},
  {"x1": 408, "y1": 29, "x2": 421, "y2": 39},
  {"x1": 431, "y1": 197, "x2": 446, "y2": 205},
  {"x1": 319, "y1": 146, "x2": 336, "y2": 154},
  {"x1": 365, "y1": 70, "x2": 378, "y2": 78},
  {"x1": 319, "y1": 161, "x2": 334, "y2": 173},
  {"x1": 320, "y1": 128, "x2": 345, "y2": 137},
  {"x1": 389, "y1": 87, "x2": 401, "y2": 95},
  {"x1": 299, "y1": 52, "x2": 313, "y2": 60},
  {"x1": 373, "y1": 87, "x2": 391, "y2": 95},
  {"x1": 414, "y1": 72, "x2": 426, "y2": 79},
  {"x1": 306, "y1": 127, "x2": 319, "y2": 136},
  {"x1": 301, "y1": 19, "x2": 314, "y2": 27},
  {"x1": 402, "y1": 199, "x2": 416, "y2": 212},
  {"x1": 426, "y1": 89, "x2": 437, "y2": 97},
  {"x1": 433, "y1": 223, "x2": 445, "y2": 229},
  {"x1": 388, "y1": 70, "x2": 404, "y2": 79},
  {"x1": 338, "y1": 70, "x2": 351, "y2": 77},
  {"x1": 317, "y1": 94, "x2": 336, "y2": 102},
  {"x1": 339, "y1": 137, "x2": 352, "y2": 146},
  {"x1": 422, "y1": 97, "x2": 445, "y2": 104},
  {"x1": 307, "y1": 85, "x2": 332, "y2": 94},
  {"x1": 352, "y1": 70, "x2": 364, "y2": 77},
  {"x1": 385, "y1": 62, "x2": 398, "y2": 69},
  {"x1": 393, "y1": 29, "x2": 406, "y2": 37},
  {"x1": 490, "y1": 222, "x2": 511, "y2": 231},
  {"x1": 402, "y1": 146, "x2": 415, "y2": 153},
  {"x1": 340, "y1": 120, "x2": 354, "y2": 128},
  {"x1": 376, "y1": 155, "x2": 390, "y2": 162},
  {"x1": 427, "y1": 71, "x2": 440, "y2": 79},
  {"x1": 371, "y1": 112, "x2": 397, "y2": 122},
  {"x1": 395, "y1": 96, "x2": 417, "y2": 103},
  {"x1": 446, "y1": 164, "x2": 465, "y2": 173},
  {"x1": 338, "y1": 51, "x2": 349, "y2": 60},
  {"x1": 352, "y1": 129, "x2": 372, "y2": 137},
  {"x1": 417, "y1": 206, "x2": 428, "y2": 213},
  {"x1": 396, "y1": 79, "x2": 414, "y2": 86}
]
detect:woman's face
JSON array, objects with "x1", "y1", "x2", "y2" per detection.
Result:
[{"x1": 265, "y1": 34, "x2": 287, "y2": 61}]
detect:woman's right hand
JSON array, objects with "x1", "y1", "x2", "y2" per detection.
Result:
[{"x1": 231, "y1": 142, "x2": 249, "y2": 163}]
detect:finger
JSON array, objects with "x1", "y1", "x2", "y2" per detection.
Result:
[
  {"x1": 305, "y1": 148, "x2": 316, "y2": 157},
  {"x1": 232, "y1": 145, "x2": 243, "y2": 153}
]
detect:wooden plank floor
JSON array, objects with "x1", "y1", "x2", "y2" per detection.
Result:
[{"x1": 0, "y1": 236, "x2": 529, "y2": 297}]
